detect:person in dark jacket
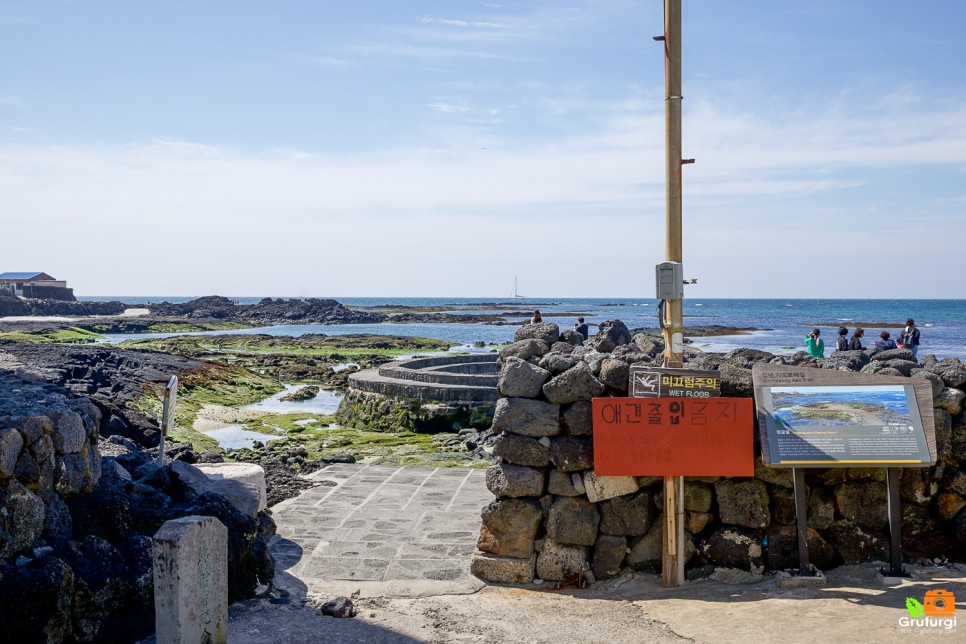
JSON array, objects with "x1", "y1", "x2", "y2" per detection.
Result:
[
  {"x1": 573, "y1": 317, "x2": 589, "y2": 342},
  {"x1": 849, "y1": 327, "x2": 865, "y2": 350},
  {"x1": 899, "y1": 318, "x2": 921, "y2": 357},
  {"x1": 875, "y1": 331, "x2": 897, "y2": 351},
  {"x1": 835, "y1": 326, "x2": 849, "y2": 351}
]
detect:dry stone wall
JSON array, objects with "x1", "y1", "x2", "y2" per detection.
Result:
[
  {"x1": 0, "y1": 372, "x2": 101, "y2": 560},
  {"x1": 0, "y1": 371, "x2": 276, "y2": 642},
  {"x1": 471, "y1": 322, "x2": 966, "y2": 584}
]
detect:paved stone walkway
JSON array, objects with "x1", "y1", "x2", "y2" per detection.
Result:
[{"x1": 269, "y1": 464, "x2": 489, "y2": 592}]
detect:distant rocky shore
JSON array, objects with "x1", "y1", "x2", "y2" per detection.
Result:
[
  {"x1": 0, "y1": 294, "x2": 126, "y2": 318},
  {"x1": 0, "y1": 294, "x2": 524, "y2": 329}
]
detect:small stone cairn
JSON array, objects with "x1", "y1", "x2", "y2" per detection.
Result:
[{"x1": 471, "y1": 322, "x2": 966, "y2": 584}]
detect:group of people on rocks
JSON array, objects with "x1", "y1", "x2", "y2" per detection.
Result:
[
  {"x1": 529, "y1": 309, "x2": 589, "y2": 342},
  {"x1": 805, "y1": 318, "x2": 921, "y2": 359},
  {"x1": 528, "y1": 309, "x2": 923, "y2": 361}
]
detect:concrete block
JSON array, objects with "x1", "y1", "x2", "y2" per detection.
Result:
[
  {"x1": 776, "y1": 569, "x2": 828, "y2": 589},
  {"x1": 876, "y1": 568, "x2": 909, "y2": 586},
  {"x1": 153, "y1": 515, "x2": 228, "y2": 644},
  {"x1": 471, "y1": 551, "x2": 536, "y2": 584},
  {"x1": 195, "y1": 462, "x2": 267, "y2": 513},
  {"x1": 172, "y1": 461, "x2": 267, "y2": 516},
  {"x1": 909, "y1": 566, "x2": 959, "y2": 581},
  {"x1": 583, "y1": 472, "x2": 639, "y2": 503}
]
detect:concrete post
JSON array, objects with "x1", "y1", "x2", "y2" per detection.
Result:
[{"x1": 153, "y1": 515, "x2": 229, "y2": 644}]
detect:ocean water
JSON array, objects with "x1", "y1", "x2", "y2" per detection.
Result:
[{"x1": 78, "y1": 297, "x2": 966, "y2": 360}]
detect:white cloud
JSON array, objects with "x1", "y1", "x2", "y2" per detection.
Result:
[
  {"x1": 427, "y1": 102, "x2": 472, "y2": 114},
  {"x1": 420, "y1": 16, "x2": 513, "y2": 30},
  {"x1": 1, "y1": 84, "x2": 964, "y2": 297},
  {"x1": 272, "y1": 51, "x2": 355, "y2": 69}
]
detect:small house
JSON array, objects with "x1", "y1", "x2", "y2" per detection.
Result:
[{"x1": 0, "y1": 272, "x2": 69, "y2": 297}]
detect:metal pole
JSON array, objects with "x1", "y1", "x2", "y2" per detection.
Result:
[
  {"x1": 792, "y1": 468, "x2": 810, "y2": 574},
  {"x1": 662, "y1": 0, "x2": 684, "y2": 368},
  {"x1": 886, "y1": 467, "x2": 903, "y2": 576},
  {"x1": 661, "y1": 0, "x2": 686, "y2": 588}
]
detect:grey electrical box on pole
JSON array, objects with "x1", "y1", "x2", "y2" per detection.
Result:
[{"x1": 655, "y1": 262, "x2": 683, "y2": 300}]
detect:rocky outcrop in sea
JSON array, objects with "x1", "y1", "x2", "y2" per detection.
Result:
[
  {"x1": 0, "y1": 295, "x2": 126, "y2": 318},
  {"x1": 147, "y1": 295, "x2": 385, "y2": 324}
]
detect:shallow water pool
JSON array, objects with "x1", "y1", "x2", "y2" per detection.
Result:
[
  {"x1": 203, "y1": 425, "x2": 285, "y2": 450},
  {"x1": 242, "y1": 384, "x2": 343, "y2": 415}
]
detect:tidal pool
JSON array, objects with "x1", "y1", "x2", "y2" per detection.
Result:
[
  {"x1": 203, "y1": 425, "x2": 285, "y2": 450},
  {"x1": 201, "y1": 383, "x2": 344, "y2": 448},
  {"x1": 242, "y1": 383, "x2": 343, "y2": 415}
]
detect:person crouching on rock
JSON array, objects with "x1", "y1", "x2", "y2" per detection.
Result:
[
  {"x1": 531, "y1": 309, "x2": 542, "y2": 324},
  {"x1": 574, "y1": 317, "x2": 589, "y2": 342},
  {"x1": 835, "y1": 326, "x2": 849, "y2": 352},
  {"x1": 849, "y1": 327, "x2": 865, "y2": 350},
  {"x1": 805, "y1": 328, "x2": 824, "y2": 358},
  {"x1": 875, "y1": 331, "x2": 897, "y2": 351}
]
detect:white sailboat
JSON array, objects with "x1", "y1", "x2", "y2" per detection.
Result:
[{"x1": 510, "y1": 276, "x2": 525, "y2": 299}]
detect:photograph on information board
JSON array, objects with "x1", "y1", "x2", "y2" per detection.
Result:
[{"x1": 758, "y1": 384, "x2": 931, "y2": 466}]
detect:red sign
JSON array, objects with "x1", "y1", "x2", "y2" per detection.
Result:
[{"x1": 592, "y1": 397, "x2": 755, "y2": 477}]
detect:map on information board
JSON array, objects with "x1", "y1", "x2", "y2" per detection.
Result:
[{"x1": 758, "y1": 383, "x2": 931, "y2": 466}]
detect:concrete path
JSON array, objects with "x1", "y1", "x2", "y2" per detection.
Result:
[{"x1": 269, "y1": 464, "x2": 490, "y2": 597}]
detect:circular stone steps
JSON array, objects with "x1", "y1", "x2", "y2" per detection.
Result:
[{"x1": 347, "y1": 354, "x2": 499, "y2": 402}]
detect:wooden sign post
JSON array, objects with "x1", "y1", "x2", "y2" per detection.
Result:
[
  {"x1": 158, "y1": 375, "x2": 178, "y2": 467},
  {"x1": 752, "y1": 364, "x2": 935, "y2": 577},
  {"x1": 626, "y1": 366, "x2": 724, "y2": 586},
  {"x1": 595, "y1": 371, "x2": 754, "y2": 587}
]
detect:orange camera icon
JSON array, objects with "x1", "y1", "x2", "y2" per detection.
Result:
[{"x1": 923, "y1": 589, "x2": 956, "y2": 616}]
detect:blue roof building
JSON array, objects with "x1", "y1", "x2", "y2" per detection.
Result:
[{"x1": 0, "y1": 272, "x2": 56, "y2": 282}]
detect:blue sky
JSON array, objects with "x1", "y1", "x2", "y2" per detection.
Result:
[{"x1": 2, "y1": 1, "x2": 964, "y2": 298}]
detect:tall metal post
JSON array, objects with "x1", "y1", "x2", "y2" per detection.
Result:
[
  {"x1": 661, "y1": 0, "x2": 686, "y2": 588},
  {"x1": 662, "y1": 0, "x2": 684, "y2": 367}
]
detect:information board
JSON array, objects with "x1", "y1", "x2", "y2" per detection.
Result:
[
  {"x1": 592, "y1": 397, "x2": 754, "y2": 476},
  {"x1": 752, "y1": 364, "x2": 936, "y2": 468},
  {"x1": 628, "y1": 366, "x2": 720, "y2": 399}
]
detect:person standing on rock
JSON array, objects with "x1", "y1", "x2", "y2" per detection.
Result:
[
  {"x1": 898, "y1": 318, "x2": 921, "y2": 357},
  {"x1": 804, "y1": 328, "x2": 824, "y2": 358},
  {"x1": 849, "y1": 327, "x2": 865, "y2": 350},
  {"x1": 875, "y1": 331, "x2": 897, "y2": 351},
  {"x1": 530, "y1": 309, "x2": 542, "y2": 324},
  {"x1": 574, "y1": 317, "x2": 589, "y2": 342},
  {"x1": 835, "y1": 326, "x2": 850, "y2": 351}
]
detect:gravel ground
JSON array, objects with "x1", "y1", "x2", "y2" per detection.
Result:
[
  {"x1": 228, "y1": 585, "x2": 688, "y2": 644},
  {"x1": 224, "y1": 564, "x2": 966, "y2": 644}
]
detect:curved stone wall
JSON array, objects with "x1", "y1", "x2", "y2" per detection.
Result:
[
  {"x1": 338, "y1": 354, "x2": 500, "y2": 434},
  {"x1": 348, "y1": 354, "x2": 499, "y2": 403}
]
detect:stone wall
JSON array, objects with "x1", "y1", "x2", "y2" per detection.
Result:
[
  {"x1": 0, "y1": 372, "x2": 101, "y2": 560},
  {"x1": 0, "y1": 371, "x2": 276, "y2": 642},
  {"x1": 336, "y1": 388, "x2": 494, "y2": 435},
  {"x1": 471, "y1": 321, "x2": 966, "y2": 584},
  {"x1": 21, "y1": 285, "x2": 76, "y2": 301},
  {"x1": 338, "y1": 354, "x2": 499, "y2": 434}
]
